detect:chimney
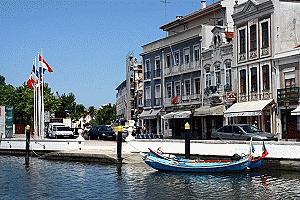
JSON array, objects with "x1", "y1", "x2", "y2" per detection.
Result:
[{"x1": 201, "y1": 0, "x2": 206, "y2": 9}]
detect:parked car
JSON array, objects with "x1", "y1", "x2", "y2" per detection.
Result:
[
  {"x1": 211, "y1": 124, "x2": 278, "y2": 141},
  {"x1": 88, "y1": 125, "x2": 116, "y2": 140},
  {"x1": 47, "y1": 123, "x2": 74, "y2": 139}
]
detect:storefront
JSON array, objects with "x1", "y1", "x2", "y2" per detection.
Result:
[
  {"x1": 224, "y1": 99, "x2": 275, "y2": 133},
  {"x1": 162, "y1": 111, "x2": 191, "y2": 139},
  {"x1": 139, "y1": 109, "x2": 161, "y2": 134},
  {"x1": 194, "y1": 105, "x2": 225, "y2": 139}
]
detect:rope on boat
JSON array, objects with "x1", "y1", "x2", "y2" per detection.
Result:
[{"x1": 125, "y1": 141, "x2": 147, "y2": 158}]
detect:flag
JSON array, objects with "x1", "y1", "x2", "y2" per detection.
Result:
[
  {"x1": 262, "y1": 141, "x2": 269, "y2": 158},
  {"x1": 27, "y1": 76, "x2": 35, "y2": 89},
  {"x1": 31, "y1": 65, "x2": 38, "y2": 82},
  {"x1": 39, "y1": 55, "x2": 54, "y2": 72}
]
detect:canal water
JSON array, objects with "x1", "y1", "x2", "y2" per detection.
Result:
[{"x1": 1, "y1": 156, "x2": 300, "y2": 200}]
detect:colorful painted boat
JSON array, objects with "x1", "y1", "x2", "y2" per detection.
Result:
[
  {"x1": 144, "y1": 152, "x2": 251, "y2": 173},
  {"x1": 143, "y1": 141, "x2": 268, "y2": 172}
]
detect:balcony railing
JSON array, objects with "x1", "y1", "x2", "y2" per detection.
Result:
[
  {"x1": 144, "y1": 72, "x2": 151, "y2": 80},
  {"x1": 164, "y1": 61, "x2": 201, "y2": 76},
  {"x1": 144, "y1": 99, "x2": 151, "y2": 107},
  {"x1": 154, "y1": 98, "x2": 161, "y2": 106},
  {"x1": 153, "y1": 69, "x2": 161, "y2": 78},
  {"x1": 277, "y1": 87, "x2": 300, "y2": 104}
]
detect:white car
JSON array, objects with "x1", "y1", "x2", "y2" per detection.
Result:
[{"x1": 48, "y1": 123, "x2": 74, "y2": 139}]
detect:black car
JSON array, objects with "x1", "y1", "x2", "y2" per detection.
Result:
[
  {"x1": 211, "y1": 124, "x2": 278, "y2": 141},
  {"x1": 88, "y1": 125, "x2": 116, "y2": 140}
]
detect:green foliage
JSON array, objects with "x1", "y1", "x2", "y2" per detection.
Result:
[
  {"x1": 0, "y1": 74, "x2": 115, "y2": 126},
  {"x1": 94, "y1": 104, "x2": 117, "y2": 125},
  {"x1": 0, "y1": 75, "x2": 5, "y2": 85}
]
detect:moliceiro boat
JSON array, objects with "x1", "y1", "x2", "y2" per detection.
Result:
[{"x1": 143, "y1": 141, "x2": 268, "y2": 173}]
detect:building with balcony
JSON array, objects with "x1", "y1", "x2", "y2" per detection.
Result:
[
  {"x1": 274, "y1": 47, "x2": 300, "y2": 140},
  {"x1": 229, "y1": 0, "x2": 300, "y2": 138},
  {"x1": 141, "y1": 0, "x2": 244, "y2": 138},
  {"x1": 116, "y1": 54, "x2": 143, "y2": 126}
]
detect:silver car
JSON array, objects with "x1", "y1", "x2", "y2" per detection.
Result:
[{"x1": 211, "y1": 124, "x2": 278, "y2": 141}]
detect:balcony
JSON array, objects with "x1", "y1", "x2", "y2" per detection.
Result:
[
  {"x1": 154, "y1": 98, "x2": 161, "y2": 106},
  {"x1": 164, "y1": 61, "x2": 201, "y2": 76},
  {"x1": 277, "y1": 87, "x2": 300, "y2": 105},
  {"x1": 153, "y1": 69, "x2": 161, "y2": 78},
  {"x1": 144, "y1": 72, "x2": 151, "y2": 80},
  {"x1": 144, "y1": 99, "x2": 151, "y2": 107}
]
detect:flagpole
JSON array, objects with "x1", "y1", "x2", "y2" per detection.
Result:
[
  {"x1": 41, "y1": 48, "x2": 45, "y2": 139},
  {"x1": 38, "y1": 52, "x2": 42, "y2": 138},
  {"x1": 33, "y1": 58, "x2": 37, "y2": 137}
]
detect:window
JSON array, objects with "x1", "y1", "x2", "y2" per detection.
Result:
[
  {"x1": 251, "y1": 67, "x2": 257, "y2": 92},
  {"x1": 215, "y1": 64, "x2": 221, "y2": 88},
  {"x1": 194, "y1": 78, "x2": 201, "y2": 94},
  {"x1": 155, "y1": 85, "x2": 161, "y2": 98},
  {"x1": 185, "y1": 80, "x2": 191, "y2": 96},
  {"x1": 174, "y1": 51, "x2": 180, "y2": 66},
  {"x1": 166, "y1": 54, "x2": 171, "y2": 68},
  {"x1": 144, "y1": 60, "x2": 151, "y2": 79},
  {"x1": 225, "y1": 62, "x2": 232, "y2": 87},
  {"x1": 284, "y1": 71, "x2": 296, "y2": 88},
  {"x1": 145, "y1": 60, "x2": 150, "y2": 72},
  {"x1": 184, "y1": 48, "x2": 190, "y2": 64},
  {"x1": 205, "y1": 67, "x2": 211, "y2": 88},
  {"x1": 262, "y1": 65, "x2": 270, "y2": 90},
  {"x1": 175, "y1": 82, "x2": 181, "y2": 97},
  {"x1": 261, "y1": 21, "x2": 269, "y2": 48},
  {"x1": 155, "y1": 84, "x2": 161, "y2": 106},
  {"x1": 166, "y1": 83, "x2": 172, "y2": 98},
  {"x1": 194, "y1": 45, "x2": 200, "y2": 61},
  {"x1": 239, "y1": 29, "x2": 246, "y2": 53},
  {"x1": 145, "y1": 86, "x2": 151, "y2": 100},
  {"x1": 240, "y1": 69, "x2": 246, "y2": 94},
  {"x1": 250, "y1": 25, "x2": 257, "y2": 51},
  {"x1": 155, "y1": 58, "x2": 161, "y2": 78}
]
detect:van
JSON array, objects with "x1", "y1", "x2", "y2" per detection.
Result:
[{"x1": 47, "y1": 123, "x2": 74, "y2": 139}]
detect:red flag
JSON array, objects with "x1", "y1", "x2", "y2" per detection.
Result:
[
  {"x1": 39, "y1": 55, "x2": 54, "y2": 72},
  {"x1": 27, "y1": 78, "x2": 35, "y2": 89},
  {"x1": 262, "y1": 141, "x2": 269, "y2": 158}
]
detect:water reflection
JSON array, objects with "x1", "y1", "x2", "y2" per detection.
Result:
[{"x1": 1, "y1": 156, "x2": 300, "y2": 200}]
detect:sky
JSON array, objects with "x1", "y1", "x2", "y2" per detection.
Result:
[{"x1": 0, "y1": 0, "x2": 215, "y2": 108}]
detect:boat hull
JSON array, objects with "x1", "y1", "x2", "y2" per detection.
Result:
[{"x1": 144, "y1": 155, "x2": 251, "y2": 173}]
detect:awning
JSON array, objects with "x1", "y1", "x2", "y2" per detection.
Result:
[
  {"x1": 162, "y1": 111, "x2": 191, "y2": 119},
  {"x1": 291, "y1": 105, "x2": 300, "y2": 115},
  {"x1": 194, "y1": 105, "x2": 225, "y2": 116},
  {"x1": 224, "y1": 99, "x2": 273, "y2": 117},
  {"x1": 139, "y1": 109, "x2": 160, "y2": 119}
]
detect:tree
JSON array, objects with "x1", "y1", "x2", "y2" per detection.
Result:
[
  {"x1": 93, "y1": 104, "x2": 117, "y2": 125},
  {"x1": 44, "y1": 83, "x2": 61, "y2": 113},
  {"x1": 0, "y1": 75, "x2": 5, "y2": 85},
  {"x1": 72, "y1": 104, "x2": 86, "y2": 121}
]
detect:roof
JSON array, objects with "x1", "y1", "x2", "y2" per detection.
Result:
[
  {"x1": 115, "y1": 80, "x2": 126, "y2": 91},
  {"x1": 160, "y1": 2, "x2": 223, "y2": 31}
]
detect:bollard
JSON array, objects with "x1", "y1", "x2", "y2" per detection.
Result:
[
  {"x1": 25, "y1": 125, "x2": 30, "y2": 167},
  {"x1": 116, "y1": 126, "x2": 123, "y2": 164},
  {"x1": 184, "y1": 122, "x2": 190, "y2": 159}
]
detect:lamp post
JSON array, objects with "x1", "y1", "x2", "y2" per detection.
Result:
[{"x1": 184, "y1": 122, "x2": 191, "y2": 159}]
